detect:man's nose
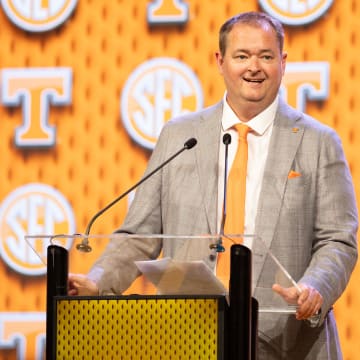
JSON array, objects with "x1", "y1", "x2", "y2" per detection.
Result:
[{"x1": 247, "y1": 56, "x2": 260, "y2": 72}]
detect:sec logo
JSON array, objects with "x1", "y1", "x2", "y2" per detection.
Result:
[
  {"x1": 1, "y1": 0, "x2": 78, "y2": 32},
  {"x1": 0, "y1": 183, "x2": 76, "y2": 275},
  {"x1": 121, "y1": 57, "x2": 203, "y2": 150},
  {"x1": 259, "y1": 0, "x2": 333, "y2": 26}
]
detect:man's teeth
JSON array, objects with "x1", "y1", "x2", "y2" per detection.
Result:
[{"x1": 245, "y1": 79, "x2": 263, "y2": 82}]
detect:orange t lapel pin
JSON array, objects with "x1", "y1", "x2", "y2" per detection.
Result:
[{"x1": 288, "y1": 170, "x2": 301, "y2": 179}]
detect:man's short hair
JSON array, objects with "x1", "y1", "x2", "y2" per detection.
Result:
[{"x1": 219, "y1": 11, "x2": 285, "y2": 56}]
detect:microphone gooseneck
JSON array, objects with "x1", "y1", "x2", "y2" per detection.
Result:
[
  {"x1": 76, "y1": 137, "x2": 198, "y2": 252},
  {"x1": 210, "y1": 133, "x2": 231, "y2": 253},
  {"x1": 220, "y1": 133, "x2": 231, "y2": 234}
]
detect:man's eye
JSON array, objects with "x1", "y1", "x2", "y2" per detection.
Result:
[{"x1": 235, "y1": 55, "x2": 247, "y2": 60}]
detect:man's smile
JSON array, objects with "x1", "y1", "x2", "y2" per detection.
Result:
[{"x1": 243, "y1": 77, "x2": 265, "y2": 83}]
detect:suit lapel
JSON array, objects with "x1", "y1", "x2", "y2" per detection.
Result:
[
  {"x1": 253, "y1": 101, "x2": 304, "y2": 286},
  {"x1": 193, "y1": 102, "x2": 223, "y2": 234}
]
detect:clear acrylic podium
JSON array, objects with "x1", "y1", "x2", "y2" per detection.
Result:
[{"x1": 25, "y1": 233, "x2": 299, "y2": 360}]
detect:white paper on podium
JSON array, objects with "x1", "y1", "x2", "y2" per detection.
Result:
[{"x1": 135, "y1": 257, "x2": 227, "y2": 296}]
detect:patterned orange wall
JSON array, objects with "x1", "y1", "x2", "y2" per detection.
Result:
[{"x1": 0, "y1": 1, "x2": 359, "y2": 359}]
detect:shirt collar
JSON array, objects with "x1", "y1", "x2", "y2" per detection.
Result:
[{"x1": 222, "y1": 93, "x2": 278, "y2": 135}]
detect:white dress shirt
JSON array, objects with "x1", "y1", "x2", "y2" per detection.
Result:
[{"x1": 217, "y1": 94, "x2": 278, "y2": 243}]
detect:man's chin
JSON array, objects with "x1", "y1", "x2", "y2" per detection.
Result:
[
  {"x1": 241, "y1": 89, "x2": 266, "y2": 102},
  {"x1": 243, "y1": 96, "x2": 266, "y2": 104}
]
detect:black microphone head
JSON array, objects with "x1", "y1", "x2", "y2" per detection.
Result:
[
  {"x1": 184, "y1": 138, "x2": 197, "y2": 149},
  {"x1": 223, "y1": 133, "x2": 231, "y2": 145}
]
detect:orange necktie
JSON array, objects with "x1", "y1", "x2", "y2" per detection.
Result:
[{"x1": 217, "y1": 124, "x2": 250, "y2": 287}]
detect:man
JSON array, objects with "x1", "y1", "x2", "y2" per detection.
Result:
[{"x1": 69, "y1": 12, "x2": 358, "y2": 359}]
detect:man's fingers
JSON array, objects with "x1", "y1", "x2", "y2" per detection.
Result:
[
  {"x1": 68, "y1": 288, "x2": 78, "y2": 296},
  {"x1": 296, "y1": 286, "x2": 323, "y2": 320},
  {"x1": 272, "y1": 283, "x2": 299, "y2": 304},
  {"x1": 68, "y1": 274, "x2": 99, "y2": 296},
  {"x1": 273, "y1": 283, "x2": 323, "y2": 321}
]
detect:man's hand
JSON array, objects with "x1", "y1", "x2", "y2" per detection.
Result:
[
  {"x1": 272, "y1": 283, "x2": 323, "y2": 320},
  {"x1": 68, "y1": 273, "x2": 99, "y2": 296}
]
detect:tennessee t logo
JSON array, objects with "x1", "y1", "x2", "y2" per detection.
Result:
[
  {"x1": 282, "y1": 62, "x2": 329, "y2": 112},
  {"x1": 1, "y1": 68, "x2": 72, "y2": 148},
  {"x1": 147, "y1": 0, "x2": 189, "y2": 25},
  {"x1": 0, "y1": 312, "x2": 46, "y2": 360}
]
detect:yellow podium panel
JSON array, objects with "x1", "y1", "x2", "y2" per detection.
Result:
[{"x1": 54, "y1": 295, "x2": 227, "y2": 360}]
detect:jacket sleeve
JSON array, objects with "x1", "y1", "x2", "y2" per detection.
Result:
[
  {"x1": 87, "y1": 125, "x2": 173, "y2": 294},
  {"x1": 299, "y1": 127, "x2": 358, "y2": 326}
]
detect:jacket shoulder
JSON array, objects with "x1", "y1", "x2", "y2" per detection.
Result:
[{"x1": 165, "y1": 101, "x2": 223, "y2": 128}]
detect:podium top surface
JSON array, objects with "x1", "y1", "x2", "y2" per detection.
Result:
[{"x1": 25, "y1": 233, "x2": 299, "y2": 314}]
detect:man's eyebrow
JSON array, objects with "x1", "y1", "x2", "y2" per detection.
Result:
[
  {"x1": 258, "y1": 49, "x2": 275, "y2": 54},
  {"x1": 232, "y1": 48, "x2": 275, "y2": 54}
]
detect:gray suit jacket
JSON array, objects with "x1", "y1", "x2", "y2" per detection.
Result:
[{"x1": 89, "y1": 99, "x2": 358, "y2": 359}]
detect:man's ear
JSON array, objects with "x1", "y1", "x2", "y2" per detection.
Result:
[
  {"x1": 215, "y1": 51, "x2": 224, "y2": 73},
  {"x1": 281, "y1": 52, "x2": 287, "y2": 75}
]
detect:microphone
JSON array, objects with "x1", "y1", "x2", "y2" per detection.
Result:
[
  {"x1": 76, "y1": 137, "x2": 198, "y2": 252},
  {"x1": 210, "y1": 133, "x2": 231, "y2": 253},
  {"x1": 220, "y1": 133, "x2": 231, "y2": 235}
]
